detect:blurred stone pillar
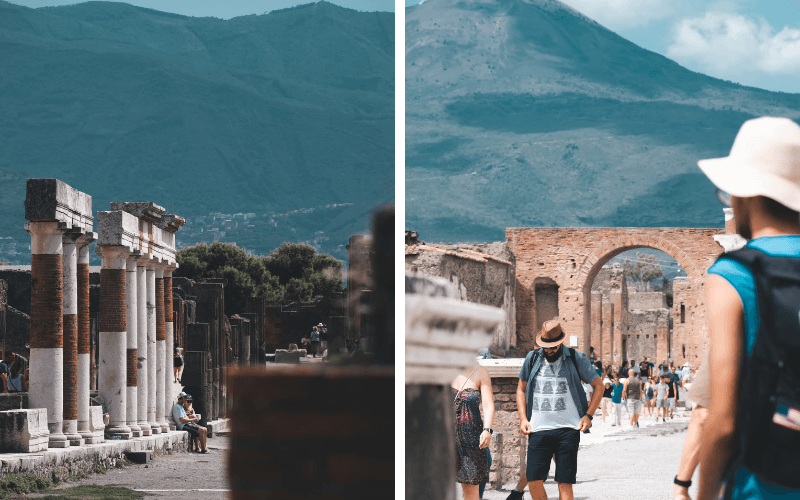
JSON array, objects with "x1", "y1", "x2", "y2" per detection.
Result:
[
  {"x1": 405, "y1": 273, "x2": 503, "y2": 500},
  {"x1": 125, "y1": 254, "x2": 142, "y2": 437},
  {"x1": 76, "y1": 232, "x2": 96, "y2": 443}
]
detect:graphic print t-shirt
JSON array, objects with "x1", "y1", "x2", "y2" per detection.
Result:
[{"x1": 529, "y1": 357, "x2": 581, "y2": 432}]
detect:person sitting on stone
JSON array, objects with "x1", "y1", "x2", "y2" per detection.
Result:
[
  {"x1": 5, "y1": 361, "x2": 26, "y2": 393},
  {"x1": 173, "y1": 392, "x2": 209, "y2": 453},
  {"x1": 183, "y1": 395, "x2": 201, "y2": 451}
]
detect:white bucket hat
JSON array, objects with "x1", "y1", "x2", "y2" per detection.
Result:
[{"x1": 698, "y1": 117, "x2": 800, "y2": 212}]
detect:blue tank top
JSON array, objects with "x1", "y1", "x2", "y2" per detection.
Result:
[
  {"x1": 7, "y1": 375, "x2": 22, "y2": 392},
  {"x1": 708, "y1": 235, "x2": 800, "y2": 500}
]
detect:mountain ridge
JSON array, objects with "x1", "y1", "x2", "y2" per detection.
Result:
[
  {"x1": 0, "y1": 0, "x2": 394, "y2": 265},
  {"x1": 405, "y1": 0, "x2": 800, "y2": 244}
]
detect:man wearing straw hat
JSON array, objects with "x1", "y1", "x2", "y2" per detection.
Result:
[
  {"x1": 695, "y1": 117, "x2": 800, "y2": 500},
  {"x1": 516, "y1": 320, "x2": 603, "y2": 500}
]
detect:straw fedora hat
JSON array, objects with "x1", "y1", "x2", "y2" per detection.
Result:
[
  {"x1": 698, "y1": 116, "x2": 800, "y2": 212},
  {"x1": 536, "y1": 320, "x2": 567, "y2": 348}
]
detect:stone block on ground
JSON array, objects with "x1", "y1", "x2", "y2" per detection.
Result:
[
  {"x1": 274, "y1": 350, "x2": 301, "y2": 364},
  {"x1": 89, "y1": 406, "x2": 105, "y2": 444},
  {"x1": 124, "y1": 450, "x2": 151, "y2": 464},
  {"x1": 0, "y1": 409, "x2": 49, "y2": 453}
]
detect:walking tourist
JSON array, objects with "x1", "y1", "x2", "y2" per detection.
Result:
[
  {"x1": 665, "y1": 372, "x2": 678, "y2": 419},
  {"x1": 655, "y1": 375, "x2": 669, "y2": 422},
  {"x1": 310, "y1": 326, "x2": 321, "y2": 358},
  {"x1": 516, "y1": 320, "x2": 603, "y2": 500},
  {"x1": 600, "y1": 378, "x2": 614, "y2": 425},
  {"x1": 173, "y1": 342, "x2": 183, "y2": 383},
  {"x1": 621, "y1": 369, "x2": 643, "y2": 428},
  {"x1": 673, "y1": 350, "x2": 711, "y2": 500},
  {"x1": 611, "y1": 377, "x2": 624, "y2": 426},
  {"x1": 695, "y1": 116, "x2": 800, "y2": 500},
  {"x1": 645, "y1": 376, "x2": 656, "y2": 419},
  {"x1": 452, "y1": 357, "x2": 494, "y2": 500},
  {"x1": 5, "y1": 361, "x2": 26, "y2": 393}
]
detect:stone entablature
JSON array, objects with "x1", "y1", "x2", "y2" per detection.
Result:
[{"x1": 24, "y1": 179, "x2": 93, "y2": 233}]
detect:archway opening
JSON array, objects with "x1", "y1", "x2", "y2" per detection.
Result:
[
  {"x1": 586, "y1": 247, "x2": 687, "y2": 372},
  {"x1": 534, "y1": 277, "x2": 559, "y2": 334}
]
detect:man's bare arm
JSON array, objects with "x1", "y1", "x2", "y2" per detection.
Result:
[
  {"x1": 517, "y1": 379, "x2": 531, "y2": 434},
  {"x1": 697, "y1": 275, "x2": 744, "y2": 500},
  {"x1": 587, "y1": 376, "x2": 603, "y2": 416}
]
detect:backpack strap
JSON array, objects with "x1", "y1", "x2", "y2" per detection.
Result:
[{"x1": 567, "y1": 347, "x2": 580, "y2": 379}]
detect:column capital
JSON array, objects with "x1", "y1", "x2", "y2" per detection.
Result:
[
  {"x1": 95, "y1": 245, "x2": 129, "y2": 270},
  {"x1": 62, "y1": 230, "x2": 82, "y2": 245},
  {"x1": 25, "y1": 221, "x2": 66, "y2": 255},
  {"x1": 126, "y1": 252, "x2": 140, "y2": 272},
  {"x1": 77, "y1": 232, "x2": 97, "y2": 248},
  {"x1": 136, "y1": 253, "x2": 153, "y2": 267},
  {"x1": 163, "y1": 262, "x2": 178, "y2": 277}
]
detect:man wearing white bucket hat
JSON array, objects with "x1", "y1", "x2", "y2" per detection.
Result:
[{"x1": 695, "y1": 117, "x2": 800, "y2": 500}]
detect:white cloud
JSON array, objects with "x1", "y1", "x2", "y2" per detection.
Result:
[
  {"x1": 561, "y1": 0, "x2": 676, "y2": 30},
  {"x1": 667, "y1": 11, "x2": 800, "y2": 76}
]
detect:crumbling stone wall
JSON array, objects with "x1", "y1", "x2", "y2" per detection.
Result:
[
  {"x1": 487, "y1": 377, "x2": 525, "y2": 487},
  {"x1": 507, "y1": 227, "x2": 724, "y2": 365},
  {"x1": 629, "y1": 292, "x2": 667, "y2": 310},
  {"x1": 588, "y1": 264, "x2": 628, "y2": 364},
  {"x1": 405, "y1": 241, "x2": 516, "y2": 355},
  {"x1": 672, "y1": 277, "x2": 703, "y2": 365},
  {"x1": 627, "y1": 309, "x2": 669, "y2": 363}
]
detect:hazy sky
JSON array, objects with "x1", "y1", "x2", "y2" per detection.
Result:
[
  {"x1": 8, "y1": 0, "x2": 394, "y2": 17},
  {"x1": 407, "y1": 0, "x2": 800, "y2": 94}
]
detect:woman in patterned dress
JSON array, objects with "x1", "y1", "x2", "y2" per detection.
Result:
[{"x1": 452, "y1": 361, "x2": 495, "y2": 500}]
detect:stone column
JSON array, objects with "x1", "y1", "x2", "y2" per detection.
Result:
[
  {"x1": 136, "y1": 255, "x2": 152, "y2": 436},
  {"x1": 76, "y1": 233, "x2": 95, "y2": 443},
  {"x1": 164, "y1": 265, "x2": 176, "y2": 430},
  {"x1": 96, "y1": 245, "x2": 132, "y2": 439},
  {"x1": 26, "y1": 221, "x2": 67, "y2": 448},
  {"x1": 126, "y1": 255, "x2": 142, "y2": 437},
  {"x1": 146, "y1": 261, "x2": 160, "y2": 434},
  {"x1": 62, "y1": 232, "x2": 83, "y2": 446},
  {"x1": 155, "y1": 264, "x2": 168, "y2": 432}
]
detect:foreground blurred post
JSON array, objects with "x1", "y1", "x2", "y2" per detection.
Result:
[
  {"x1": 228, "y1": 205, "x2": 395, "y2": 499},
  {"x1": 405, "y1": 273, "x2": 504, "y2": 500}
]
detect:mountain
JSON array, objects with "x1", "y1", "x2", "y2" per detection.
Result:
[
  {"x1": 406, "y1": 0, "x2": 800, "y2": 244},
  {"x1": 0, "y1": 0, "x2": 393, "y2": 264}
]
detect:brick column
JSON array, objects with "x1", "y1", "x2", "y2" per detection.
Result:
[
  {"x1": 76, "y1": 233, "x2": 95, "y2": 443},
  {"x1": 126, "y1": 255, "x2": 142, "y2": 438},
  {"x1": 146, "y1": 261, "x2": 160, "y2": 434},
  {"x1": 26, "y1": 221, "x2": 67, "y2": 448},
  {"x1": 62, "y1": 232, "x2": 83, "y2": 447},
  {"x1": 96, "y1": 244, "x2": 132, "y2": 439},
  {"x1": 163, "y1": 265, "x2": 176, "y2": 430},
  {"x1": 155, "y1": 264, "x2": 168, "y2": 432},
  {"x1": 136, "y1": 255, "x2": 152, "y2": 436}
]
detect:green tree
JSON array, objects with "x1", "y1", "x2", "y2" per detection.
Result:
[{"x1": 176, "y1": 242, "x2": 284, "y2": 315}]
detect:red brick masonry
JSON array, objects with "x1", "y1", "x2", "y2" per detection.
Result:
[
  {"x1": 30, "y1": 254, "x2": 63, "y2": 349},
  {"x1": 127, "y1": 348, "x2": 138, "y2": 387},
  {"x1": 77, "y1": 263, "x2": 90, "y2": 354},
  {"x1": 164, "y1": 277, "x2": 172, "y2": 322},
  {"x1": 99, "y1": 269, "x2": 126, "y2": 333},
  {"x1": 156, "y1": 278, "x2": 165, "y2": 341},
  {"x1": 63, "y1": 314, "x2": 78, "y2": 420}
]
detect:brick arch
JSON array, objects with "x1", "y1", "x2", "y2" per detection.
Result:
[
  {"x1": 506, "y1": 226, "x2": 724, "y2": 362},
  {"x1": 577, "y1": 235, "x2": 702, "y2": 293}
]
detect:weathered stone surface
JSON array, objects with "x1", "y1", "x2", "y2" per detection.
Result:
[
  {"x1": 0, "y1": 409, "x2": 49, "y2": 453},
  {"x1": 124, "y1": 450, "x2": 150, "y2": 464},
  {"x1": 24, "y1": 179, "x2": 93, "y2": 232},
  {"x1": 88, "y1": 405, "x2": 105, "y2": 444},
  {"x1": 109, "y1": 202, "x2": 164, "y2": 222},
  {"x1": 274, "y1": 350, "x2": 301, "y2": 364},
  {"x1": 96, "y1": 211, "x2": 140, "y2": 252}
]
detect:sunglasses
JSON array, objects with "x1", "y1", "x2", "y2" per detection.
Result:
[{"x1": 715, "y1": 187, "x2": 732, "y2": 208}]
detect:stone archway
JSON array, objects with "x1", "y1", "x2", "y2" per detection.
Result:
[
  {"x1": 577, "y1": 236, "x2": 703, "y2": 366},
  {"x1": 506, "y1": 226, "x2": 725, "y2": 365}
]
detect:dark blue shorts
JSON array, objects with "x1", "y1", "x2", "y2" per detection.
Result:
[{"x1": 526, "y1": 427, "x2": 580, "y2": 484}]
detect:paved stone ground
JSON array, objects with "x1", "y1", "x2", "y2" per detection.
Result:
[
  {"x1": 479, "y1": 409, "x2": 700, "y2": 500},
  {"x1": 38, "y1": 436, "x2": 231, "y2": 499}
]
